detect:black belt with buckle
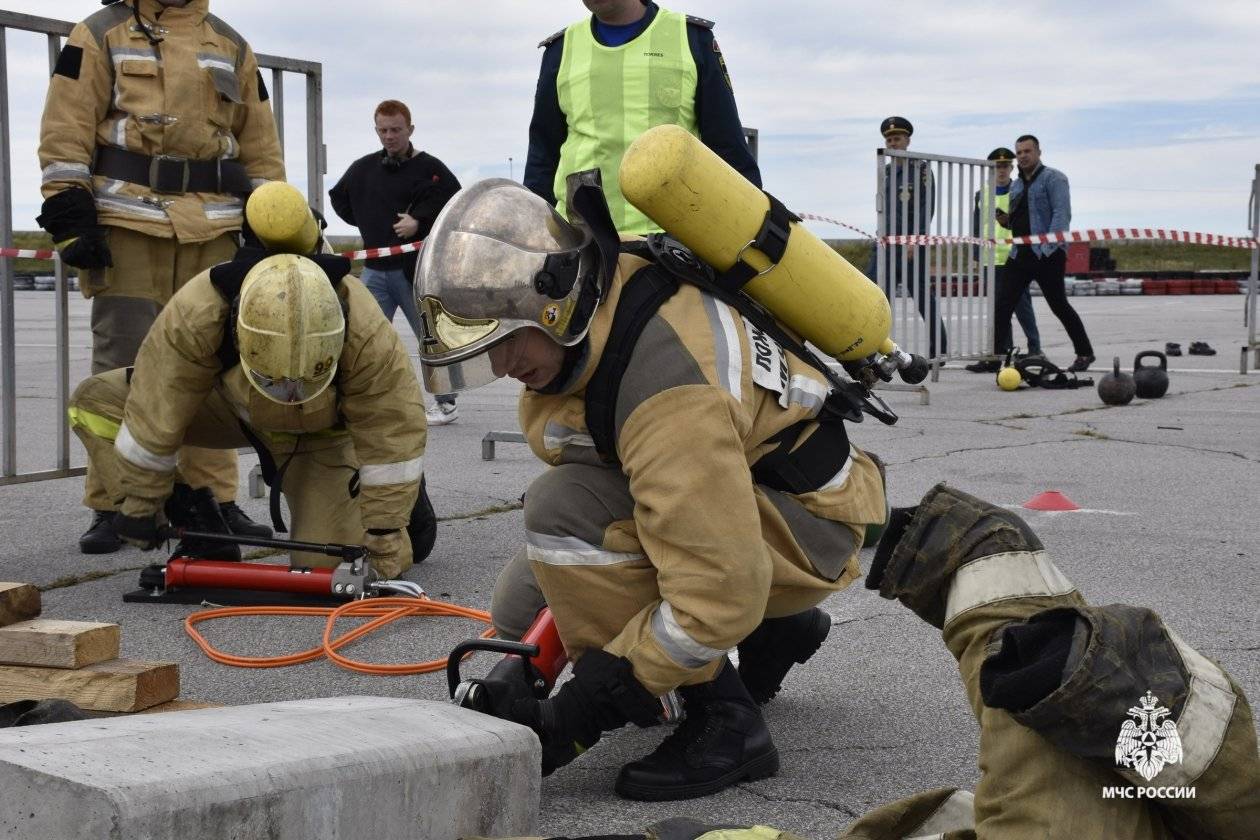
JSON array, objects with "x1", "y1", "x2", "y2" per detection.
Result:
[{"x1": 92, "y1": 146, "x2": 251, "y2": 195}]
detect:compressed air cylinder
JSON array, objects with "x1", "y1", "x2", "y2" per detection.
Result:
[
  {"x1": 245, "y1": 181, "x2": 320, "y2": 255},
  {"x1": 619, "y1": 124, "x2": 891, "y2": 361}
]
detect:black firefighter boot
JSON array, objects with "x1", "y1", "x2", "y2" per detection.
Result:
[
  {"x1": 219, "y1": 501, "x2": 272, "y2": 540},
  {"x1": 737, "y1": 607, "x2": 832, "y2": 705},
  {"x1": 79, "y1": 510, "x2": 122, "y2": 554},
  {"x1": 615, "y1": 658, "x2": 780, "y2": 801}
]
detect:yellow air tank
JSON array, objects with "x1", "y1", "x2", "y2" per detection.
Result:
[
  {"x1": 246, "y1": 181, "x2": 320, "y2": 255},
  {"x1": 619, "y1": 124, "x2": 891, "y2": 362}
]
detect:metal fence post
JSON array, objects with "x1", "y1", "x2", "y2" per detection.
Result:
[
  {"x1": 1, "y1": 25, "x2": 16, "y2": 478},
  {"x1": 306, "y1": 67, "x2": 324, "y2": 214},
  {"x1": 1244, "y1": 164, "x2": 1259, "y2": 374}
]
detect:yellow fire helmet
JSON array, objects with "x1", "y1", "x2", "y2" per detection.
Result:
[{"x1": 236, "y1": 254, "x2": 346, "y2": 404}]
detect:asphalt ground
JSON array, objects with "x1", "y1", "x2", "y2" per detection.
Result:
[{"x1": 1, "y1": 287, "x2": 1257, "y2": 838}]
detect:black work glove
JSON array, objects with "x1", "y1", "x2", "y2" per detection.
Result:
[
  {"x1": 57, "y1": 228, "x2": 113, "y2": 270},
  {"x1": 507, "y1": 649, "x2": 662, "y2": 776},
  {"x1": 37, "y1": 189, "x2": 113, "y2": 270},
  {"x1": 114, "y1": 511, "x2": 163, "y2": 550}
]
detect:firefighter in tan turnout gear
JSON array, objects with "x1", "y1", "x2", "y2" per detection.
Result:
[
  {"x1": 66, "y1": 223, "x2": 433, "y2": 578},
  {"x1": 38, "y1": 0, "x2": 284, "y2": 554},
  {"x1": 477, "y1": 485, "x2": 1260, "y2": 840},
  {"x1": 415, "y1": 176, "x2": 888, "y2": 801}
]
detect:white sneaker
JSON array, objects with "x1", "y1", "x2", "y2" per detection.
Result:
[{"x1": 426, "y1": 403, "x2": 458, "y2": 426}]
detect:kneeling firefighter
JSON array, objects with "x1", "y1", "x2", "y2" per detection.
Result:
[
  {"x1": 68, "y1": 183, "x2": 434, "y2": 576},
  {"x1": 416, "y1": 170, "x2": 890, "y2": 800}
]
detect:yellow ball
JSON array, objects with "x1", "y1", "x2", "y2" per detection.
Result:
[{"x1": 997, "y1": 367, "x2": 1022, "y2": 391}]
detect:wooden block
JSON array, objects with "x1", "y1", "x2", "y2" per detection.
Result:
[
  {"x1": 0, "y1": 659, "x2": 178, "y2": 712},
  {"x1": 0, "y1": 582, "x2": 41, "y2": 627},
  {"x1": 0, "y1": 619, "x2": 120, "y2": 669}
]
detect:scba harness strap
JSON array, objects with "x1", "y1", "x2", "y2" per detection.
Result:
[{"x1": 583, "y1": 236, "x2": 856, "y2": 495}]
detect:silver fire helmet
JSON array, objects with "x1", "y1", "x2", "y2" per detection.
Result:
[{"x1": 413, "y1": 178, "x2": 606, "y2": 393}]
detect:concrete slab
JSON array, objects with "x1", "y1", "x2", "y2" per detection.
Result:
[{"x1": 0, "y1": 696, "x2": 539, "y2": 840}]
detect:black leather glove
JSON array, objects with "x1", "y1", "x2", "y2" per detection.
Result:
[
  {"x1": 57, "y1": 228, "x2": 113, "y2": 270},
  {"x1": 37, "y1": 189, "x2": 113, "y2": 270},
  {"x1": 508, "y1": 649, "x2": 662, "y2": 775},
  {"x1": 114, "y1": 511, "x2": 163, "y2": 550}
]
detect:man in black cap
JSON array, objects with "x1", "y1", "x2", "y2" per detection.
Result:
[
  {"x1": 967, "y1": 147, "x2": 1041, "y2": 372},
  {"x1": 867, "y1": 117, "x2": 947, "y2": 360}
]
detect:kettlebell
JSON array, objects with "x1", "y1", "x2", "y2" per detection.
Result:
[
  {"x1": 1098, "y1": 357, "x2": 1136, "y2": 406},
  {"x1": 1133, "y1": 350, "x2": 1169, "y2": 399}
]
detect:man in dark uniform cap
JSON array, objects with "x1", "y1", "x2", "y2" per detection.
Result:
[{"x1": 867, "y1": 117, "x2": 947, "y2": 359}]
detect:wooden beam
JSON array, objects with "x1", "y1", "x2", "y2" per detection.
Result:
[
  {"x1": 0, "y1": 619, "x2": 120, "y2": 669},
  {"x1": 0, "y1": 660, "x2": 178, "y2": 712},
  {"x1": 0, "y1": 582, "x2": 40, "y2": 627}
]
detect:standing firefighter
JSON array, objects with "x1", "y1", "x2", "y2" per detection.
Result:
[
  {"x1": 66, "y1": 185, "x2": 434, "y2": 577},
  {"x1": 416, "y1": 177, "x2": 887, "y2": 801},
  {"x1": 38, "y1": 0, "x2": 283, "y2": 553}
]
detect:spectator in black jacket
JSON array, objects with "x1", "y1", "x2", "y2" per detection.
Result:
[{"x1": 330, "y1": 99, "x2": 462, "y2": 424}]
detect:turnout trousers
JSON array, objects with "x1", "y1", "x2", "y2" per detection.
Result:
[
  {"x1": 81, "y1": 229, "x2": 239, "y2": 509},
  {"x1": 494, "y1": 462, "x2": 862, "y2": 695}
]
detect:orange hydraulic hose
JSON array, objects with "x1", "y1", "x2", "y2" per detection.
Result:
[{"x1": 184, "y1": 596, "x2": 495, "y2": 675}]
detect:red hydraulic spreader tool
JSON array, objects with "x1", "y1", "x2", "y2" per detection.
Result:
[{"x1": 447, "y1": 607, "x2": 568, "y2": 712}]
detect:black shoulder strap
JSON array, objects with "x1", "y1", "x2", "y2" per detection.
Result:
[
  {"x1": 538, "y1": 28, "x2": 565, "y2": 48},
  {"x1": 685, "y1": 14, "x2": 715, "y2": 29},
  {"x1": 585, "y1": 263, "x2": 680, "y2": 461}
]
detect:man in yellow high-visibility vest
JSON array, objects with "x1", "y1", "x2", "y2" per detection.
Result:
[
  {"x1": 968, "y1": 147, "x2": 1041, "y2": 372},
  {"x1": 524, "y1": 0, "x2": 760, "y2": 234}
]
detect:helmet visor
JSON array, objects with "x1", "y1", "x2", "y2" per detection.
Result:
[
  {"x1": 417, "y1": 294, "x2": 500, "y2": 363},
  {"x1": 246, "y1": 366, "x2": 335, "y2": 404},
  {"x1": 420, "y1": 354, "x2": 502, "y2": 395}
]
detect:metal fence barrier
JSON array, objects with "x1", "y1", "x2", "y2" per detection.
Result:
[
  {"x1": 875, "y1": 149, "x2": 996, "y2": 381},
  {"x1": 0, "y1": 10, "x2": 324, "y2": 486},
  {"x1": 1243, "y1": 163, "x2": 1259, "y2": 374}
]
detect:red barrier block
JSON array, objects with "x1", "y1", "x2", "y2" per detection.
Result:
[
  {"x1": 1215, "y1": 280, "x2": 1241, "y2": 294},
  {"x1": 1142, "y1": 279, "x2": 1166, "y2": 295}
]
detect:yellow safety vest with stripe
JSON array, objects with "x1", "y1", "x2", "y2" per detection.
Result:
[
  {"x1": 978, "y1": 188, "x2": 1013, "y2": 265},
  {"x1": 554, "y1": 8, "x2": 699, "y2": 234}
]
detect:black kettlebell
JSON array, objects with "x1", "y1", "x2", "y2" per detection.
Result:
[
  {"x1": 1133, "y1": 350, "x2": 1170, "y2": 399},
  {"x1": 1098, "y1": 357, "x2": 1136, "y2": 406}
]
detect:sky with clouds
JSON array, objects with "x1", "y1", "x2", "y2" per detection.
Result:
[{"x1": 3, "y1": 0, "x2": 1259, "y2": 240}]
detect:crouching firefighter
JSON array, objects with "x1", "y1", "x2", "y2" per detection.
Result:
[
  {"x1": 416, "y1": 173, "x2": 889, "y2": 801},
  {"x1": 68, "y1": 229, "x2": 435, "y2": 577}
]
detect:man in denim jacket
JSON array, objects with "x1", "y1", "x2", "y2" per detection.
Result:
[{"x1": 993, "y1": 135, "x2": 1094, "y2": 372}]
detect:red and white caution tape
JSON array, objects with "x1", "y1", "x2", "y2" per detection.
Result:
[
  {"x1": 800, "y1": 216, "x2": 1258, "y2": 250},
  {"x1": 0, "y1": 247, "x2": 56, "y2": 259},
  {"x1": 339, "y1": 240, "x2": 424, "y2": 260},
  {"x1": 1006, "y1": 228, "x2": 1257, "y2": 249},
  {"x1": 796, "y1": 212, "x2": 876, "y2": 240},
  {"x1": 0, "y1": 242, "x2": 426, "y2": 262}
]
